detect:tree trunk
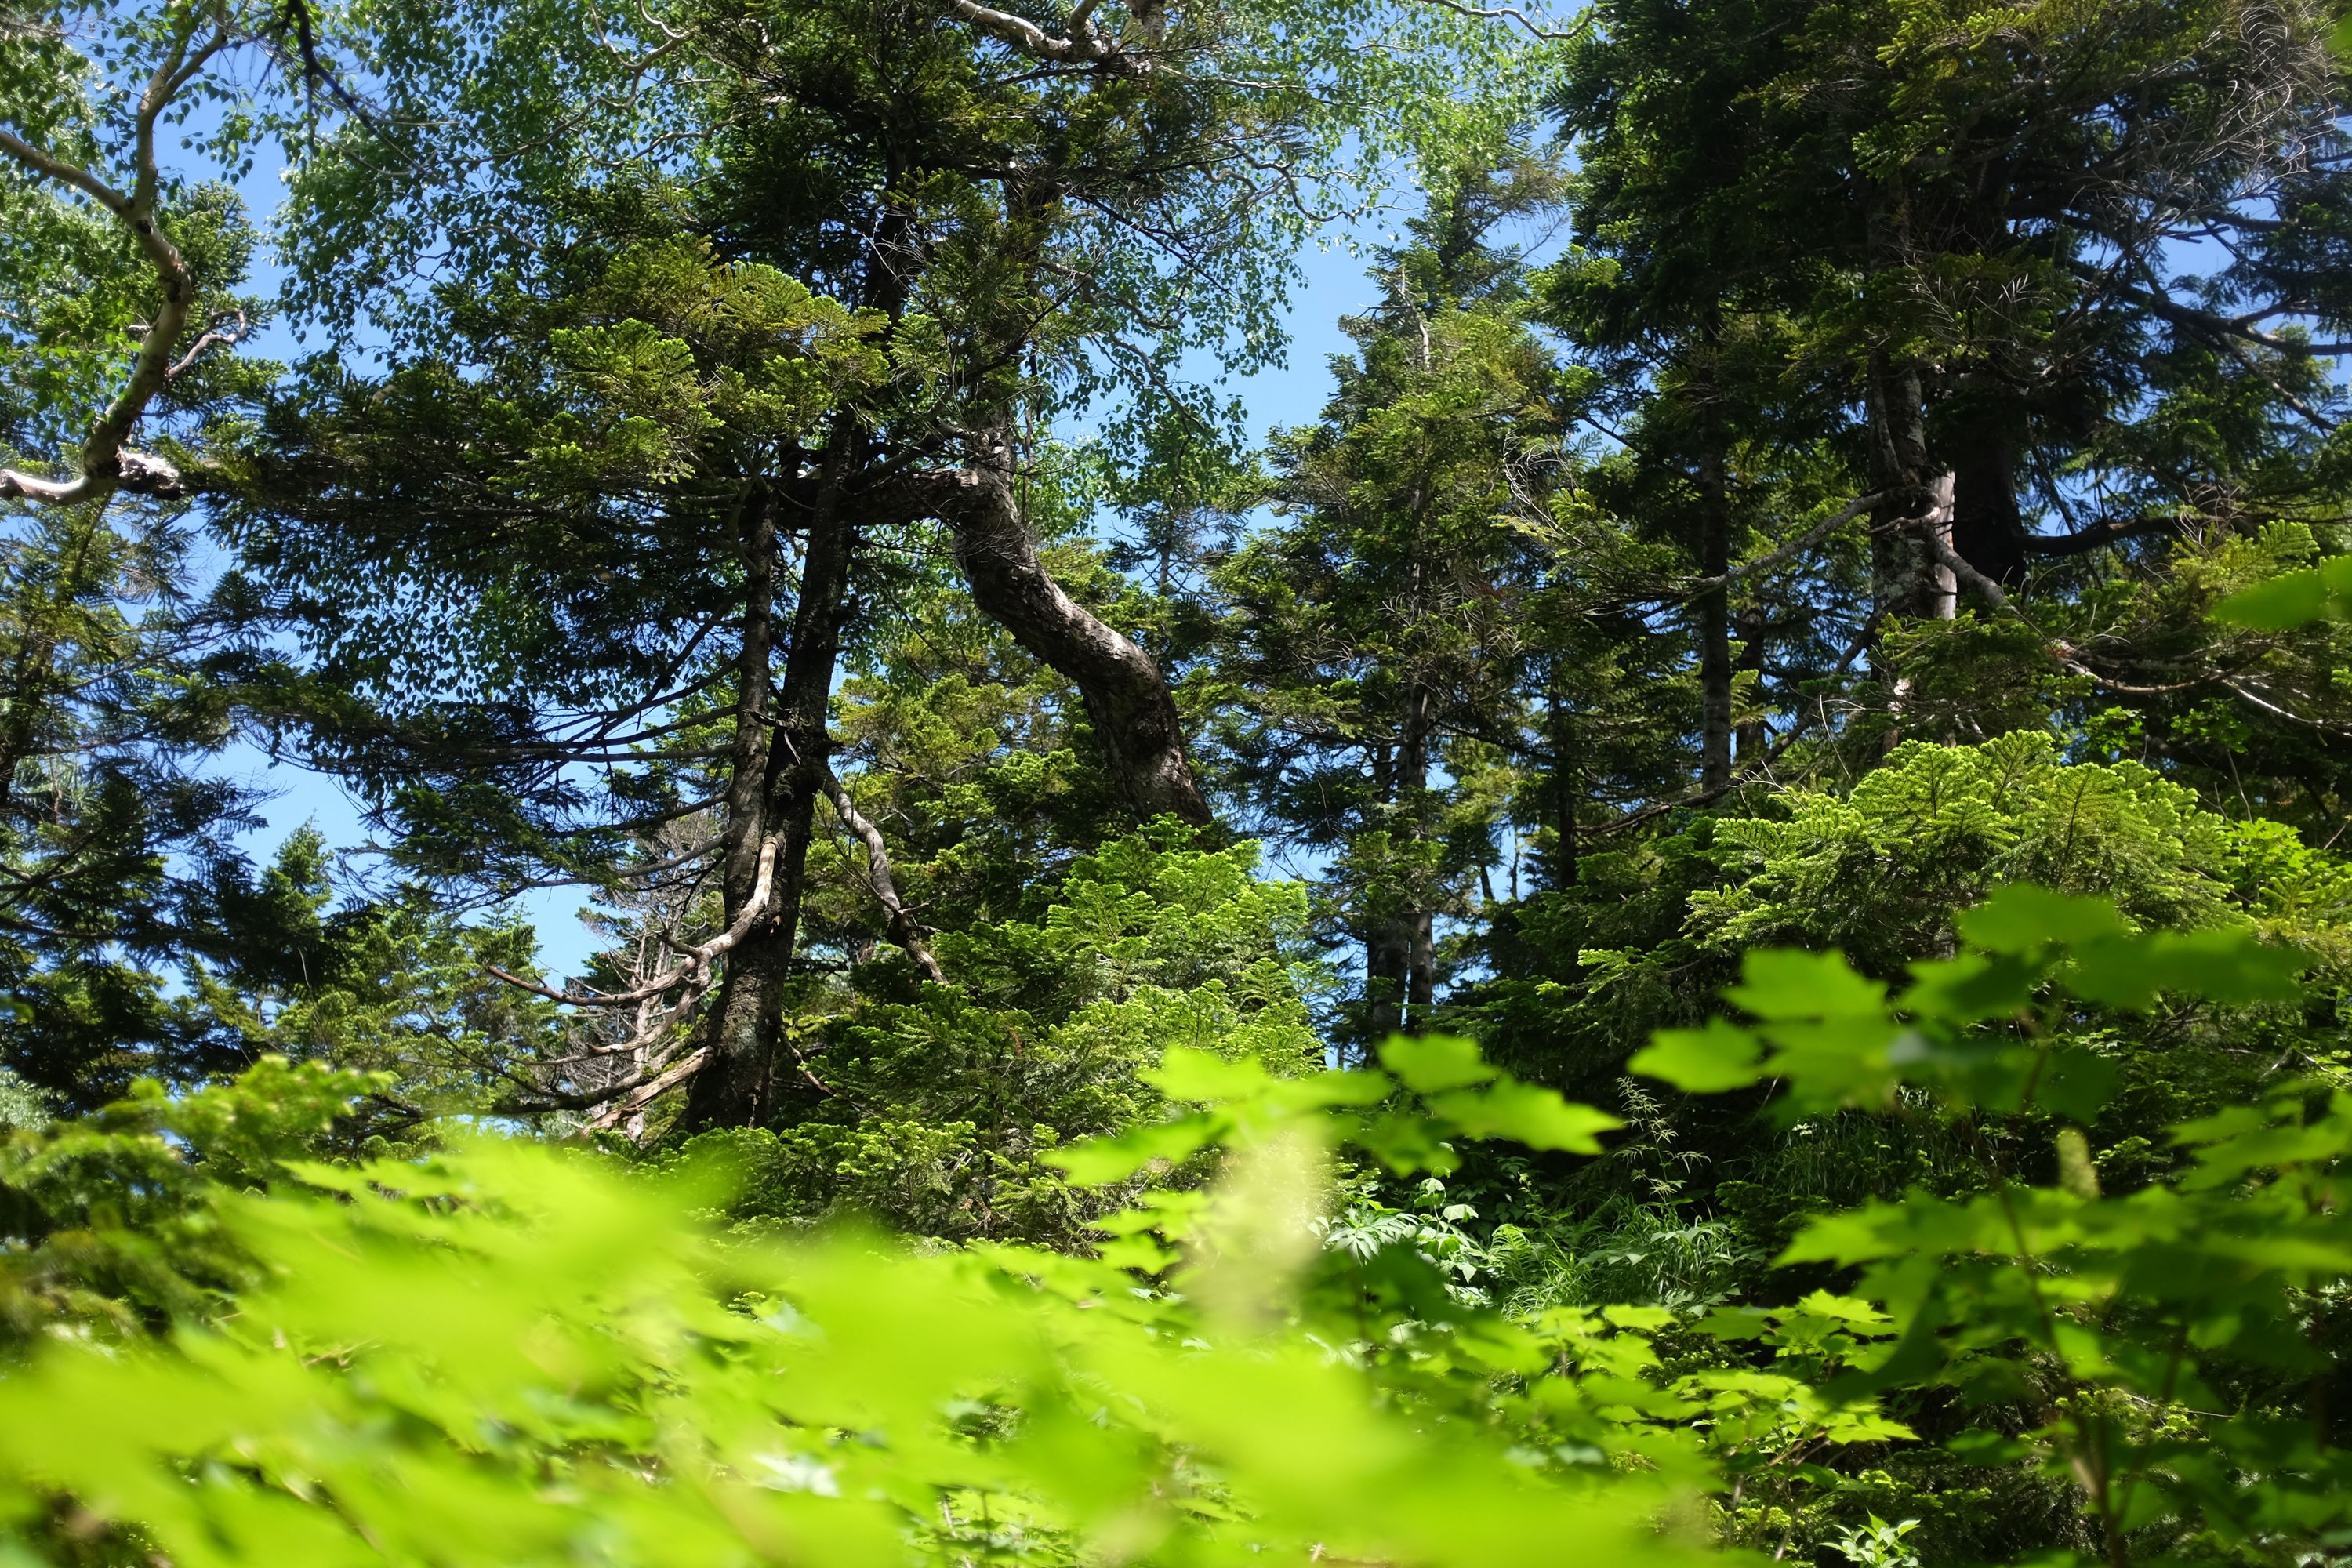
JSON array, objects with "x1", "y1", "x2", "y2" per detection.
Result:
[
  {"x1": 681, "y1": 443, "x2": 860, "y2": 1131},
  {"x1": 1951, "y1": 434, "x2": 2028, "y2": 588},
  {"x1": 945, "y1": 441, "x2": 1211, "y2": 824},
  {"x1": 1364, "y1": 920, "x2": 1409, "y2": 1048},
  {"x1": 1864, "y1": 355, "x2": 1958, "y2": 618},
  {"x1": 1358, "y1": 687, "x2": 1440, "y2": 1042},
  {"x1": 673, "y1": 489, "x2": 782, "y2": 1130},
  {"x1": 1406, "y1": 909, "x2": 1436, "y2": 1021},
  {"x1": 1399, "y1": 686, "x2": 1435, "y2": 1030},
  {"x1": 1361, "y1": 739, "x2": 1406, "y2": 1050},
  {"x1": 1863, "y1": 176, "x2": 1955, "y2": 633},
  {"x1": 1733, "y1": 602, "x2": 1767, "y2": 765},
  {"x1": 1549, "y1": 680, "x2": 1579, "y2": 889},
  {"x1": 1696, "y1": 441, "x2": 1735, "y2": 793}
]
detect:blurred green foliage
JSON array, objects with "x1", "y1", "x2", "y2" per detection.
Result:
[{"x1": 2, "y1": 880, "x2": 2346, "y2": 1565}]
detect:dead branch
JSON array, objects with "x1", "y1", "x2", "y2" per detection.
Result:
[
  {"x1": 580, "y1": 1047, "x2": 709, "y2": 1132},
  {"x1": 825, "y1": 765, "x2": 947, "y2": 984},
  {"x1": 486, "y1": 834, "x2": 779, "y2": 1007},
  {"x1": 0, "y1": 15, "x2": 230, "y2": 506}
]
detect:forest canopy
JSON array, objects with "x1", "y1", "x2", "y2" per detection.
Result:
[{"x1": 2, "y1": 0, "x2": 2350, "y2": 1563}]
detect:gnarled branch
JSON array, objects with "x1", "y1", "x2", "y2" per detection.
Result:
[
  {"x1": 486, "y1": 835, "x2": 780, "y2": 1007},
  {"x1": 825, "y1": 765, "x2": 946, "y2": 984},
  {"x1": 865, "y1": 452, "x2": 1212, "y2": 824},
  {"x1": 0, "y1": 17, "x2": 230, "y2": 506}
]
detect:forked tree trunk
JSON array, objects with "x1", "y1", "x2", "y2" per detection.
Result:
[{"x1": 681, "y1": 445, "x2": 861, "y2": 1131}]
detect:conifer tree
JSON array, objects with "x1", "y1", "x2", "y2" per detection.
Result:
[
  {"x1": 1214, "y1": 158, "x2": 1575, "y2": 1050},
  {"x1": 1552, "y1": 0, "x2": 2352, "y2": 772},
  {"x1": 0, "y1": 2, "x2": 358, "y2": 1105},
  {"x1": 208, "y1": 0, "x2": 1557, "y2": 1125}
]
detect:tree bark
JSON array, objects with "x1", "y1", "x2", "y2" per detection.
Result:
[
  {"x1": 1696, "y1": 441, "x2": 1735, "y2": 793},
  {"x1": 1864, "y1": 354, "x2": 1957, "y2": 622},
  {"x1": 1406, "y1": 909, "x2": 1436, "y2": 1021},
  {"x1": 1733, "y1": 601, "x2": 1768, "y2": 766},
  {"x1": 942, "y1": 442, "x2": 1211, "y2": 824},
  {"x1": 1399, "y1": 686, "x2": 1435, "y2": 1029},
  {"x1": 1360, "y1": 685, "x2": 1437, "y2": 1047},
  {"x1": 1951, "y1": 434, "x2": 2029, "y2": 587},
  {"x1": 1363, "y1": 920, "x2": 1409, "y2": 1048},
  {"x1": 681, "y1": 442, "x2": 861, "y2": 1131},
  {"x1": 1549, "y1": 677, "x2": 1579, "y2": 889}
]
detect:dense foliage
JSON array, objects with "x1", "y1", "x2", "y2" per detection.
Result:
[{"x1": 2, "y1": 0, "x2": 2350, "y2": 1563}]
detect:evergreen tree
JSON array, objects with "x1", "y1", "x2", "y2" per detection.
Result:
[
  {"x1": 1212, "y1": 157, "x2": 1573, "y2": 1051},
  {"x1": 205, "y1": 0, "x2": 1555, "y2": 1129},
  {"x1": 1551, "y1": 0, "x2": 2352, "y2": 779}
]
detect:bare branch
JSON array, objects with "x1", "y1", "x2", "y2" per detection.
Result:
[
  {"x1": 1415, "y1": 0, "x2": 1592, "y2": 42},
  {"x1": 580, "y1": 1047, "x2": 709, "y2": 1131},
  {"x1": 825, "y1": 766, "x2": 946, "y2": 984},
  {"x1": 0, "y1": 18, "x2": 231, "y2": 506},
  {"x1": 165, "y1": 310, "x2": 249, "y2": 379},
  {"x1": 496, "y1": 1045, "x2": 706, "y2": 1116},
  {"x1": 486, "y1": 836, "x2": 780, "y2": 1007}
]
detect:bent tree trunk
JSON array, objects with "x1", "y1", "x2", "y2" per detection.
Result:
[{"x1": 944, "y1": 447, "x2": 1212, "y2": 825}]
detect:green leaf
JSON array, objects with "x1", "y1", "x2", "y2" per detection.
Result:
[
  {"x1": 2030, "y1": 1047, "x2": 2120, "y2": 1122},
  {"x1": 2143, "y1": 929, "x2": 2306, "y2": 1005},
  {"x1": 1096, "y1": 1234, "x2": 1180, "y2": 1273},
  {"x1": 1693, "y1": 1306, "x2": 1773, "y2": 1341},
  {"x1": 1791, "y1": 1290, "x2": 1892, "y2": 1327},
  {"x1": 1052, "y1": 1112, "x2": 1222, "y2": 1185},
  {"x1": 1298, "y1": 1069, "x2": 1400, "y2": 1109},
  {"x1": 1901, "y1": 952, "x2": 2039, "y2": 1025},
  {"x1": 1377, "y1": 1034, "x2": 1500, "y2": 1094},
  {"x1": 1145, "y1": 1047, "x2": 1279, "y2": 1104},
  {"x1": 2212, "y1": 556, "x2": 2352, "y2": 627},
  {"x1": 1956, "y1": 885, "x2": 2127, "y2": 955},
  {"x1": 2067, "y1": 929, "x2": 2303, "y2": 1010},
  {"x1": 1425, "y1": 1080, "x2": 1621, "y2": 1154},
  {"x1": 1725, "y1": 949, "x2": 1884, "y2": 1020},
  {"x1": 1352, "y1": 1109, "x2": 1461, "y2": 1176},
  {"x1": 1629, "y1": 1019, "x2": 1767, "y2": 1093},
  {"x1": 1945, "y1": 1429, "x2": 2029, "y2": 1467}
]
